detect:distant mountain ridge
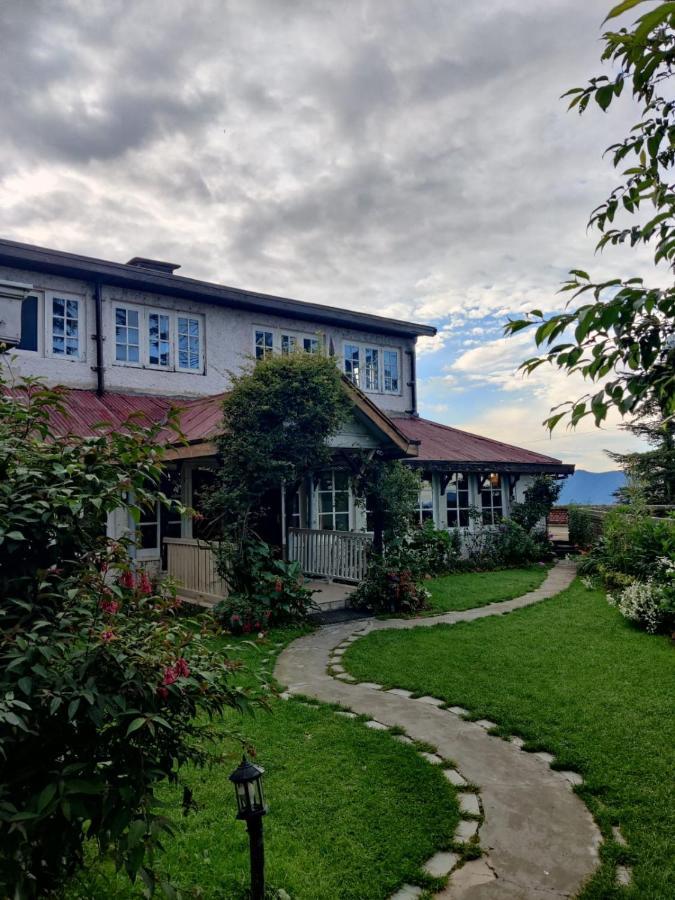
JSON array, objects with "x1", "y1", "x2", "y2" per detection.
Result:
[{"x1": 558, "y1": 470, "x2": 626, "y2": 506}]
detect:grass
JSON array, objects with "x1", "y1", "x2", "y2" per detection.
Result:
[
  {"x1": 343, "y1": 580, "x2": 675, "y2": 899},
  {"x1": 423, "y1": 564, "x2": 550, "y2": 613},
  {"x1": 68, "y1": 627, "x2": 459, "y2": 900}
]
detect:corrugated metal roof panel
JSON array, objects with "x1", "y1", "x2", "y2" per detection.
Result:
[{"x1": 392, "y1": 414, "x2": 566, "y2": 466}]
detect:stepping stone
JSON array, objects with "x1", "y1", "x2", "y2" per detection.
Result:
[
  {"x1": 510, "y1": 736, "x2": 526, "y2": 749},
  {"x1": 331, "y1": 649, "x2": 344, "y2": 658},
  {"x1": 365, "y1": 720, "x2": 388, "y2": 731},
  {"x1": 458, "y1": 793, "x2": 481, "y2": 816},
  {"x1": 335, "y1": 673, "x2": 356, "y2": 682},
  {"x1": 331, "y1": 664, "x2": 345, "y2": 673},
  {"x1": 455, "y1": 818, "x2": 479, "y2": 842},
  {"x1": 420, "y1": 751, "x2": 444, "y2": 765},
  {"x1": 387, "y1": 688, "x2": 413, "y2": 698},
  {"x1": 448, "y1": 706, "x2": 469, "y2": 715},
  {"x1": 476, "y1": 719, "x2": 498, "y2": 730},
  {"x1": 394, "y1": 734, "x2": 414, "y2": 745},
  {"x1": 535, "y1": 751, "x2": 556, "y2": 765},
  {"x1": 616, "y1": 865, "x2": 632, "y2": 886},
  {"x1": 279, "y1": 691, "x2": 291, "y2": 701},
  {"x1": 559, "y1": 770, "x2": 583, "y2": 786},
  {"x1": 416, "y1": 695, "x2": 445, "y2": 707},
  {"x1": 443, "y1": 768, "x2": 467, "y2": 787},
  {"x1": 612, "y1": 825, "x2": 627, "y2": 847},
  {"x1": 389, "y1": 885, "x2": 423, "y2": 900},
  {"x1": 423, "y1": 850, "x2": 458, "y2": 877},
  {"x1": 440, "y1": 858, "x2": 496, "y2": 893},
  {"x1": 335, "y1": 711, "x2": 357, "y2": 719},
  {"x1": 358, "y1": 681, "x2": 383, "y2": 690}
]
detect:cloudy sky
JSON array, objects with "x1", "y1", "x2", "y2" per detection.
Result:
[{"x1": 0, "y1": 0, "x2": 660, "y2": 469}]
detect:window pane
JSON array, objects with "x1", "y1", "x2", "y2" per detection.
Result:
[
  {"x1": 384, "y1": 350, "x2": 399, "y2": 392},
  {"x1": 52, "y1": 317, "x2": 64, "y2": 336},
  {"x1": 344, "y1": 344, "x2": 360, "y2": 384},
  {"x1": 116, "y1": 308, "x2": 126, "y2": 325},
  {"x1": 365, "y1": 347, "x2": 379, "y2": 391},
  {"x1": 459, "y1": 509, "x2": 469, "y2": 528},
  {"x1": 319, "y1": 513, "x2": 333, "y2": 530},
  {"x1": 66, "y1": 300, "x2": 79, "y2": 319},
  {"x1": 18, "y1": 296, "x2": 38, "y2": 352},
  {"x1": 52, "y1": 298, "x2": 65, "y2": 317},
  {"x1": 334, "y1": 492, "x2": 349, "y2": 513},
  {"x1": 281, "y1": 334, "x2": 296, "y2": 355},
  {"x1": 335, "y1": 513, "x2": 349, "y2": 532},
  {"x1": 303, "y1": 337, "x2": 319, "y2": 354},
  {"x1": 320, "y1": 493, "x2": 333, "y2": 513},
  {"x1": 255, "y1": 330, "x2": 273, "y2": 359},
  {"x1": 334, "y1": 470, "x2": 349, "y2": 491},
  {"x1": 448, "y1": 509, "x2": 458, "y2": 527},
  {"x1": 318, "y1": 472, "x2": 333, "y2": 491},
  {"x1": 116, "y1": 343, "x2": 127, "y2": 361},
  {"x1": 128, "y1": 346, "x2": 140, "y2": 362}
]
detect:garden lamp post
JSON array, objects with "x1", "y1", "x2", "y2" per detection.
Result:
[{"x1": 229, "y1": 755, "x2": 267, "y2": 900}]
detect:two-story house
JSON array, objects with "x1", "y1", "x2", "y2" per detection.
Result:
[{"x1": 0, "y1": 237, "x2": 572, "y2": 600}]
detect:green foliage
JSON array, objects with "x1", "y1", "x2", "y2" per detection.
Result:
[
  {"x1": 214, "y1": 546, "x2": 315, "y2": 632},
  {"x1": 354, "y1": 459, "x2": 420, "y2": 547},
  {"x1": 510, "y1": 476, "x2": 562, "y2": 532},
  {"x1": 462, "y1": 512, "x2": 553, "y2": 569},
  {"x1": 505, "y1": 1, "x2": 675, "y2": 430},
  {"x1": 0, "y1": 375, "x2": 248, "y2": 898},
  {"x1": 568, "y1": 505, "x2": 595, "y2": 549},
  {"x1": 210, "y1": 352, "x2": 351, "y2": 538},
  {"x1": 409, "y1": 520, "x2": 462, "y2": 575},
  {"x1": 578, "y1": 504, "x2": 675, "y2": 582},
  {"x1": 352, "y1": 543, "x2": 431, "y2": 614}
]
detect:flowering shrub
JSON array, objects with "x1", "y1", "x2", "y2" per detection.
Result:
[
  {"x1": 352, "y1": 543, "x2": 431, "y2": 614},
  {"x1": 0, "y1": 374, "x2": 250, "y2": 898},
  {"x1": 214, "y1": 541, "x2": 316, "y2": 631},
  {"x1": 409, "y1": 521, "x2": 462, "y2": 575}
]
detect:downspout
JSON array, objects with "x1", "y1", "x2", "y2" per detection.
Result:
[
  {"x1": 405, "y1": 348, "x2": 417, "y2": 416},
  {"x1": 93, "y1": 280, "x2": 105, "y2": 396}
]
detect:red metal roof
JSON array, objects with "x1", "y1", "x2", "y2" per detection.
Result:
[
  {"x1": 156, "y1": 392, "x2": 228, "y2": 445},
  {"x1": 16, "y1": 388, "x2": 177, "y2": 438},
  {"x1": 392, "y1": 414, "x2": 567, "y2": 467}
]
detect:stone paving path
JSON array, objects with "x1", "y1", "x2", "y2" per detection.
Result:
[{"x1": 276, "y1": 560, "x2": 602, "y2": 899}]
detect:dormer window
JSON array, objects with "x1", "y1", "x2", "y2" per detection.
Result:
[{"x1": 254, "y1": 327, "x2": 323, "y2": 358}]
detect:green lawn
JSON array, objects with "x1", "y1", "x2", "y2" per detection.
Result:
[
  {"x1": 69, "y1": 627, "x2": 458, "y2": 900},
  {"x1": 344, "y1": 581, "x2": 675, "y2": 898},
  {"x1": 424, "y1": 564, "x2": 550, "y2": 613}
]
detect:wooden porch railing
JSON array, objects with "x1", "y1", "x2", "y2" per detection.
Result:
[
  {"x1": 164, "y1": 538, "x2": 227, "y2": 605},
  {"x1": 288, "y1": 528, "x2": 371, "y2": 583}
]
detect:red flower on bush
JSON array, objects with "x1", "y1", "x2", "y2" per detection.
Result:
[
  {"x1": 100, "y1": 630, "x2": 115, "y2": 642},
  {"x1": 274, "y1": 577, "x2": 283, "y2": 593},
  {"x1": 119, "y1": 570, "x2": 135, "y2": 590},
  {"x1": 174, "y1": 658, "x2": 190, "y2": 678},
  {"x1": 138, "y1": 571, "x2": 153, "y2": 595},
  {"x1": 99, "y1": 598, "x2": 120, "y2": 616},
  {"x1": 156, "y1": 686, "x2": 169, "y2": 701},
  {"x1": 243, "y1": 622, "x2": 252, "y2": 633}
]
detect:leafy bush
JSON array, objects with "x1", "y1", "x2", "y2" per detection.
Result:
[
  {"x1": 352, "y1": 543, "x2": 430, "y2": 614},
  {"x1": 510, "y1": 475, "x2": 562, "y2": 532},
  {"x1": 461, "y1": 512, "x2": 551, "y2": 569},
  {"x1": 568, "y1": 505, "x2": 595, "y2": 549},
  {"x1": 579, "y1": 506, "x2": 675, "y2": 582},
  {"x1": 409, "y1": 521, "x2": 462, "y2": 575},
  {"x1": 214, "y1": 541, "x2": 315, "y2": 631},
  {"x1": 0, "y1": 375, "x2": 248, "y2": 898}
]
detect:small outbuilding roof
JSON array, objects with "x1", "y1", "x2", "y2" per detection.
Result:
[{"x1": 392, "y1": 415, "x2": 574, "y2": 474}]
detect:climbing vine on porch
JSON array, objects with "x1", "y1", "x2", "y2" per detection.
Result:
[{"x1": 208, "y1": 352, "x2": 351, "y2": 607}]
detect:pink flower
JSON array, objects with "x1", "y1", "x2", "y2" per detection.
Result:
[
  {"x1": 174, "y1": 658, "x2": 190, "y2": 678},
  {"x1": 138, "y1": 571, "x2": 153, "y2": 596},
  {"x1": 162, "y1": 666, "x2": 178, "y2": 686},
  {"x1": 100, "y1": 630, "x2": 115, "y2": 642},
  {"x1": 100, "y1": 598, "x2": 120, "y2": 616},
  {"x1": 231, "y1": 613, "x2": 241, "y2": 623},
  {"x1": 156, "y1": 686, "x2": 169, "y2": 701},
  {"x1": 119, "y1": 570, "x2": 135, "y2": 590}
]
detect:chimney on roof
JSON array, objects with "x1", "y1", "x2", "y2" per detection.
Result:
[{"x1": 126, "y1": 256, "x2": 181, "y2": 275}]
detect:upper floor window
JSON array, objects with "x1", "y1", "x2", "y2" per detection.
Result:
[
  {"x1": 115, "y1": 307, "x2": 140, "y2": 363},
  {"x1": 343, "y1": 342, "x2": 400, "y2": 395},
  {"x1": 254, "y1": 327, "x2": 323, "y2": 359},
  {"x1": 447, "y1": 472, "x2": 470, "y2": 528},
  {"x1": 17, "y1": 295, "x2": 39, "y2": 352},
  {"x1": 480, "y1": 473, "x2": 503, "y2": 525},
  {"x1": 47, "y1": 293, "x2": 84, "y2": 360},
  {"x1": 113, "y1": 303, "x2": 204, "y2": 374},
  {"x1": 255, "y1": 329, "x2": 274, "y2": 359}
]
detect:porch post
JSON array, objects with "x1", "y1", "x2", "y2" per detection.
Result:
[{"x1": 280, "y1": 481, "x2": 287, "y2": 560}]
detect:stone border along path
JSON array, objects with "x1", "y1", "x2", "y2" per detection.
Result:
[{"x1": 276, "y1": 560, "x2": 610, "y2": 899}]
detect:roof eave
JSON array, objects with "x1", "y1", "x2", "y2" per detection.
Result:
[
  {"x1": 0, "y1": 238, "x2": 436, "y2": 339},
  {"x1": 407, "y1": 459, "x2": 574, "y2": 474}
]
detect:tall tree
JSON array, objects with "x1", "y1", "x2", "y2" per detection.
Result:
[{"x1": 505, "y1": 1, "x2": 675, "y2": 444}]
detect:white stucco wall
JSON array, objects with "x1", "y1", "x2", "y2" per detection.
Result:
[{"x1": 1, "y1": 263, "x2": 416, "y2": 414}]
